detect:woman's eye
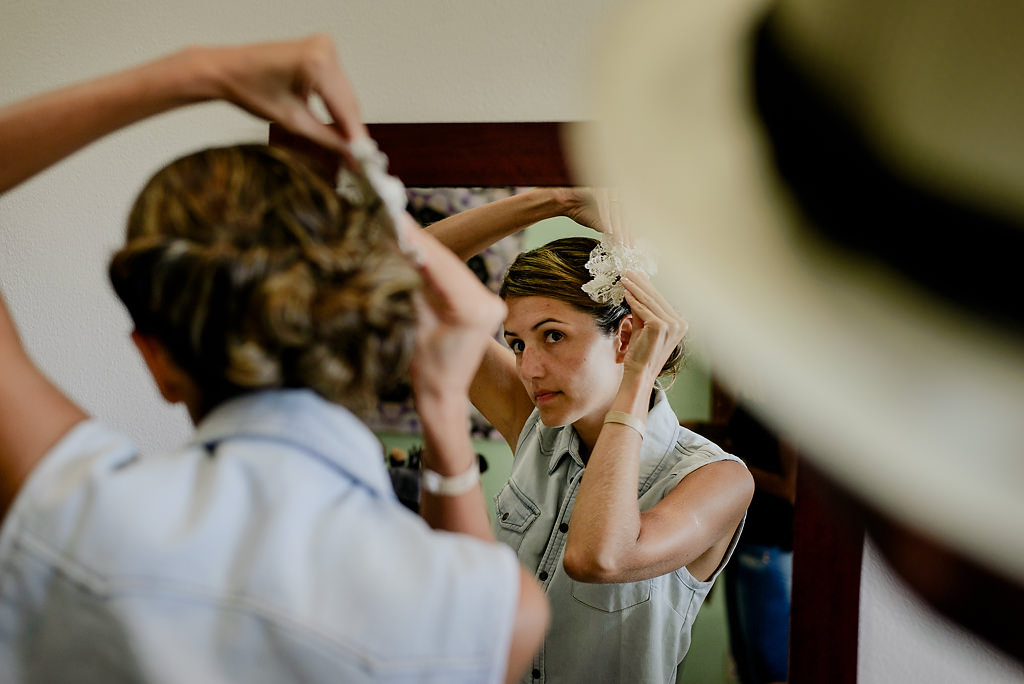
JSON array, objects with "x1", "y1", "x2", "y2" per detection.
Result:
[
  {"x1": 508, "y1": 339, "x2": 524, "y2": 353},
  {"x1": 544, "y1": 331, "x2": 564, "y2": 343}
]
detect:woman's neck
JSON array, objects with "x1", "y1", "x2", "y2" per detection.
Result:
[
  {"x1": 574, "y1": 389, "x2": 657, "y2": 464},
  {"x1": 573, "y1": 412, "x2": 606, "y2": 464}
]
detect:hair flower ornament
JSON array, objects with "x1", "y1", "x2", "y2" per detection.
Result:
[
  {"x1": 338, "y1": 137, "x2": 417, "y2": 250},
  {"x1": 581, "y1": 194, "x2": 657, "y2": 305},
  {"x1": 346, "y1": 138, "x2": 408, "y2": 227}
]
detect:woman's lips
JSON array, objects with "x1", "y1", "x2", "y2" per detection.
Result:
[{"x1": 534, "y1": 391, "x2": 559, "y2": 405}]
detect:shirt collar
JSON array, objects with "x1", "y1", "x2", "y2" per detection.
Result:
[
  {"x1": 189, "y1": 389, "x2": 393, "y2": 498},
  {"x1": 638, "y1": 390, "x2": 682, "y2": 488},
  {"x1": 541, "y1": 390, "x2": 679, "y2": 484},
  {"x1": 543, "y1": 421, "x2": 585, "y2": 475}
]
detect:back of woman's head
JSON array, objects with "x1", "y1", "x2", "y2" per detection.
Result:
[
  {"x1": 500, "y1": 236, "x2": 683, "y2": 385},
  {"x1": 109, "y1": 144, "x2": 419, "y2": 417}
]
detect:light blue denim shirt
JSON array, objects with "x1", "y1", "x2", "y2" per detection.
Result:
[
  {"x1": 494, "y1": 390, "x2": 745, "y2": 684},
  {"x1": 0, "y1": 389, "x2": 520, "y2": 683}
]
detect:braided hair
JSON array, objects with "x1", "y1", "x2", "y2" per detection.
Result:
[{"x1": 109, "y1": 145, "x2": 420, "y2": 418}]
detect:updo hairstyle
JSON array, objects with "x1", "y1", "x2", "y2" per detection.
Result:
[
  {"x1": 499, "y1": 236, "x2": 683, "y2": 385},
  {"x1": 109, "y1": 144, "x2": 420, "y2": 418}
]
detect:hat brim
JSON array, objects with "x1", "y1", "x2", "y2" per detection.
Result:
[{"x1": 569, "y1": 0, "x2": 1024, "y2": 584}]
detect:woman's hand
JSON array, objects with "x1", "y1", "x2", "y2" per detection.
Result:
[
  {"x1": 556, "y1": 186, "x2": 641, "y2": 241},
  {"x1": 620, "y1": 270, "x2": 688, "y2": 386},
  {"x1": 197, "y1": 34, "x2": 368, "y2": 154},
  {"x1": 554, "y1": 187, "x2": 607, "y2": 233},
  {"x1": 404, "y1": 225, "x2": 506, "y2": 411}
]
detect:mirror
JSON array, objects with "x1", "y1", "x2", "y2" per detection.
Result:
[{"x1": 269, "y1": 121, "x2": 865, "y2": 684}]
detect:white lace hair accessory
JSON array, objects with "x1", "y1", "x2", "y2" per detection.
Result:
[
  {"x1": 581, "y1": 192, "x2": 657, "y2": 305},
  {"x1": 338, "y1": 137, "x2": 413, "y2": 248},
  {"x1": 581, "y1": 234, "x2": 657, "y2": 305}
]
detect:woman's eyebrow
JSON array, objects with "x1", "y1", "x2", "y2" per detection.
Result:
[
  {"x1": 504, "y1": 317, "x2": 566, "y2": 338},
  {"x1": 530, "y1": 317, "x2": 563, "y2": 331}
]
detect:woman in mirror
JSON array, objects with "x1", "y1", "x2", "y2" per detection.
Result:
[{"x1": 425, "y1": 189, "x2": 755, "y2": 683}]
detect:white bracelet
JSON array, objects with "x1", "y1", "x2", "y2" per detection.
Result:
[
  {"x1": 421, "y1": 460, "x2": 481, "y2": 496},
  {"x1": 604, "y1": 410, "x2": 645, "y2": 439}
]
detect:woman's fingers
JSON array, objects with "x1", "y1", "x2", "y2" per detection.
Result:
[
  {"x1": 403, "y1": 225, "x2": 507, "y2": 346},
  {"x1": 408, "y1": 231, "x2": 506, "y2": 399},
  {"x1": 557, "y1": 187, "x2": 605, "y2": 233},
  {"x1": 211, "y1": 35, "x2": 365, "y2": 155},
  {"x1": 300, "y1": 35, "x2": 369, "y2": 142},
  {"x1": 622, "y1": 272, "x2": 688, "y2": 343},
  {"x1": 622, "y1": 272, "x2": 685, "y2": 326},
  {"x1": 595, "y1": 188, "x2": 630, "y2": 243}
]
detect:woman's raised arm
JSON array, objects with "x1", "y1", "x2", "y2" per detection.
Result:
[
  {"x1": 0, "y1": 35, "x2": 366, "y2": 196},
  {"x1": 425, "y1": 187, "x2": 603, "y2": 260}
]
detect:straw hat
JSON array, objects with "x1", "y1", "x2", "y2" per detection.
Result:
[{"x1": 569, "y1": 0, "x2": 1024, "y2": 586}]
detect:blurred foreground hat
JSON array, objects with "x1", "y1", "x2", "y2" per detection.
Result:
[{"x1": 570, "y1": 0, "x2": 1024, "y2": 588}]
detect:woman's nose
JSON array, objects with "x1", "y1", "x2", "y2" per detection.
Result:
[{"x1": 519, "y1": 345, "x2": 544, "y2": 379}]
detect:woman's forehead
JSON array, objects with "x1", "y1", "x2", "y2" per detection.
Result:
[{"x1": 503, "y1": 296, "x2": 590, "y2": 331}]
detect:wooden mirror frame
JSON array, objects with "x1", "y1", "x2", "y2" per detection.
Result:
[{"x1": 269, "y1": 120, "x2": 864, "y2": 683}]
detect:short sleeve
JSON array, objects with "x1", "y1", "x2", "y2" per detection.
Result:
[
  {"x1": 641, "y1": 441, "x2": 747, "y2": 508},
  {"x1": 0, "y1": 419, "x2": 138, "y2": 556}
]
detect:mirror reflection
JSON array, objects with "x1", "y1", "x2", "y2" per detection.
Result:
[
  {"x1": 268, "y1": 125, "x2": 797, "y2": 684},
  {"x1": 379, "y1": 187, "x2": 777, "y2": 684}
]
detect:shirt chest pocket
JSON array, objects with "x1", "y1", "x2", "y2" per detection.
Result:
[
  {"x1": 494, "y1": 481, "x2": 540, "y2": 553},
  {"x1": 571, "y1": 578, "x2": 652, "y2": 612}
]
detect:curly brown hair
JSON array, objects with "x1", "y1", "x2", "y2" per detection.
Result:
[
  {"x1": 500, "y1": 236, "x2": 683, "y2": 385},
  {"x1": 109, "y1": 144, "x2": 420, "y2": 418}
]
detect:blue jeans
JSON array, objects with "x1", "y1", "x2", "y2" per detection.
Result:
[{"x1": 725, "y1": 543, "x2": 793, "y2": 683}]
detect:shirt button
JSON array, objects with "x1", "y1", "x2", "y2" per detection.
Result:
[
  {"x1": 558, "y1": 522, "x2": 569, "y2": 533},
  {"x1": 532, "y1": 668, "x2": 541, "y2": 679},
  {"x1": 538, "y1": 570, "x2": 548, "y2": 581},
  {"x1": 501, "y1": 512, "x2": 509, "y2": 521}
]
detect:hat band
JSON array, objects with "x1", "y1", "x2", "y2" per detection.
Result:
[{"x1": 751, "y1": 16, "x2": 1024, "y2": 334}]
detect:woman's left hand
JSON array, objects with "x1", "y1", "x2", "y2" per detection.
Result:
[{"x1": 620, "y1": 270, "x2": 688, "y2": 386}]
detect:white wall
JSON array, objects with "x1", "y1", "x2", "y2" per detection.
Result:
[{"x1": 1, "y1": 2, "x2": 1020, "y2": 682}]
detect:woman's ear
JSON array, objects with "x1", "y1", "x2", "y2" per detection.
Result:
[
  {"x1": 130, "y1": 331, "x2": 193, "y2": 405},
  {"x1": 614, "y1": 314, "x2": 634, "y2": 363}
]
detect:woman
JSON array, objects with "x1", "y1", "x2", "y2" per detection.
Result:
[
  {"x1": 426, "y1": 188, "x2": 755, "y2": 683},
  {"x1": 0, "y1": 37, "x2": 547, "y2": 683}
]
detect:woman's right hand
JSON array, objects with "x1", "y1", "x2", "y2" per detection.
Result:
[
  {"x1": 620, "y1": 270, "x2": 688, "y2": 387},
  {"x1": 404, "y1": 225, "x2": 506, "y2": 407}
]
